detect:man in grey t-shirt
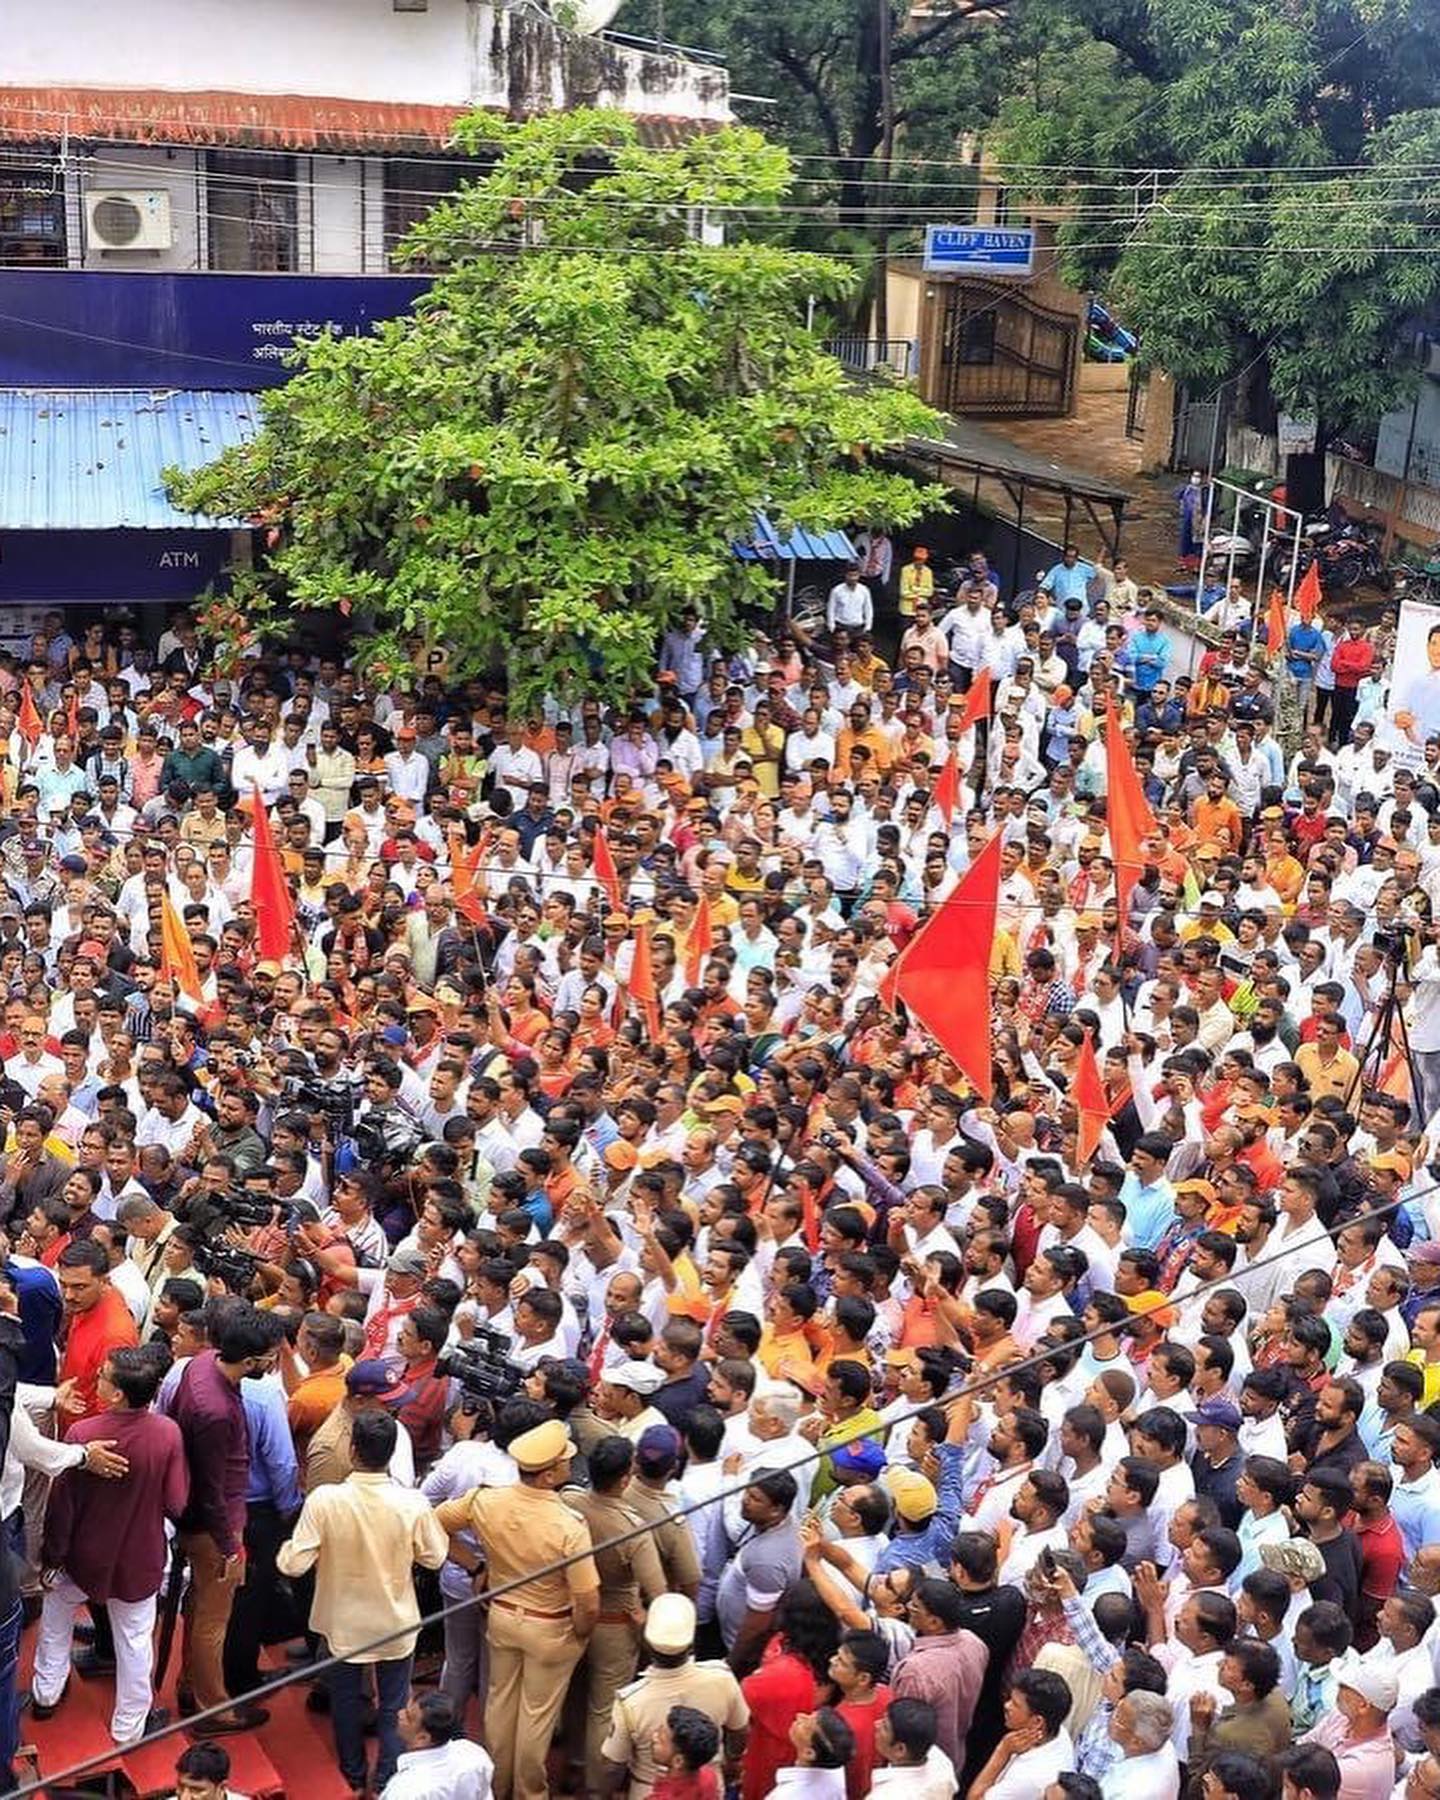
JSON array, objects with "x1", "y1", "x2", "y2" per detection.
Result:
[{"x1": 714, "y1": 1469, "x2": 803, "y2": 1669}]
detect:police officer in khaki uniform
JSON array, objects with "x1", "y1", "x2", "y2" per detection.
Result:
[
  {"x1": 599, "y1": 1593, "x2": 750, "y2": 1799},
  {"x1": 623, "y1": 1425, "x2": 702, "y2": 1597},
  {"x1": 563, "y1": 1435, "x2": 668, "y2": 1791},
  {"x1": 434, "y1": 1418, "x2": 599, "y2": 1800}
]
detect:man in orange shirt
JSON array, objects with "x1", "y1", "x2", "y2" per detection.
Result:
[
  {"x1": 1191, "y1": 770, "x2": 1245, "y2": 853},
  {"x1": 57, "y1": 1240, "x2": 138, "y2": 1421}
]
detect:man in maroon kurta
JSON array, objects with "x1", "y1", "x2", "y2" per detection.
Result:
[{"x1": 34, "y1": 1345, "x2": 189, "y2": 1743}]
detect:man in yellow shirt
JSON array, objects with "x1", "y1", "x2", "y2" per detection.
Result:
[
  {"x1": 1295, "y1": 1015, "x2": 1360, "y2": 1104},
  {"x1": 898, "y1": 547, "x2": 934, "y2": 619}
]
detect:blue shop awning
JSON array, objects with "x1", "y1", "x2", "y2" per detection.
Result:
[
  {"x1": 0, "y1": 388, "x2": 260, "y2": 529},
  {"x1": 734, "y1": 513, "x2": 856, "y2": 562}
]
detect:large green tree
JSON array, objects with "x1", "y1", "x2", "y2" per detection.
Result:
[
  {"x1": 992, "y1": 0, "x2": 1440, "y2": 475},
  {"x1": 169, "y1": 112, "x2": 944, "y2": 706}
]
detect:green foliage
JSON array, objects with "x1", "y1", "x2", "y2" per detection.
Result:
[
  {"x1": 168, "y1": 112, "x2": 945, "y2": 707},
  {"x1": 990, "y1": 0, "x2": 1440, "y2": 436}
]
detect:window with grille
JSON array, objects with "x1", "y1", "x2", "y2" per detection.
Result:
[
  {"x1": 206, "y1": 151, "x2": 298, "y2": 271},
  {"x1": 0, "y1": 152, "x2": 65, "y2": 266}
]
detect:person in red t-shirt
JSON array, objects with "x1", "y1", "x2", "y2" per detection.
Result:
[
  {"x1": 829, "y1": 1630, "x2": 893, "y2": 1800},
  {"x1": 650, "y1": 1706, "x2": 724, "y2": 1800},
  {"x1": 56, "y1": 1240, "x2": 139, "y2": 1421},
  {"x1": 1351, "y1": 1458, "x2": 1407, "y2": 1650}
]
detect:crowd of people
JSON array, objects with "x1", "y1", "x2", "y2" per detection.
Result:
[{"x1": 0, "y1": 570, "x2": 1432, "y2": 1800}]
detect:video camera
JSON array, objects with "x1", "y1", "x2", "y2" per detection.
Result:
[
  {"x1": 282, "y1": 1071, "x2": 356, "y2": 1138},
  {"x1": 351, "y1": 1109, "x2": 425, "y2": 1168},
  {"x1": 437, "y1": 1326, "x2": 525, "y2": 1411},
  {"x1": 195, "y1": 1242, "x2": 261, "y2": 1293}
]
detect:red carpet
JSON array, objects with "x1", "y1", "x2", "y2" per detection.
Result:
[{"x1": 20, "y1": 1635, "x2": 355, "y2": 1799}]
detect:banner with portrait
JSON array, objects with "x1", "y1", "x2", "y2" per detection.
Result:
[{"x1": 1383, "y1": 596, "x2": 1440, "y2": 767}]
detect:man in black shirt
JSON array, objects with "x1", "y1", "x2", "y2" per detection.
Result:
[
  {"x1": 1187, "y1": 1397, "x2": 1245, "y2": 1529},
  {"x1": 1296, "y1": 1468, "x2": 1364, "y2": 1624},
  {"x1": 947, "y1": 1531, "x2": 1026, "y2": 1786}
]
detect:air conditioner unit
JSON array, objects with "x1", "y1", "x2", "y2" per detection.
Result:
[{"x1": 85, "y1": 188, "x2": 173, "y2": 251}]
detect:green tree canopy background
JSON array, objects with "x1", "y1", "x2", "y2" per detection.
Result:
[{"x1": 169, "y1": 112, "x2": 946, "y2": 705}]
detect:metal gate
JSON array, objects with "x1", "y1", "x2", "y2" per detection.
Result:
[
  {"x1": 1125, "y1": 361, "x2": 1148, "y2": 441},
  {"x1": 1173, "y1": 385, "x2": 1229, "y2": 472},
  {"x1": 932, "y1": 281, "x2": 1078, "y2": 416}
]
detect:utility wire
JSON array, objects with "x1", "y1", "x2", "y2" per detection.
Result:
[{"x1": 11, "y1": 1166, "x2": 1434, "y2": 1795}]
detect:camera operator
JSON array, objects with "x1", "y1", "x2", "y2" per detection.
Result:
[{"x1": 1408, "y1": 920, "x2": 1440, "y2": 1123}]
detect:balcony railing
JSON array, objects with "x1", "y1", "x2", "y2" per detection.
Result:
[{"x1": 824, "y1": 336, "x2": 920, "y2": 379}]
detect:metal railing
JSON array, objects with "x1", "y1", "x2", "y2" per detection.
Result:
[{"x1": 823, "y1": 335, "x2": 920, "y2": 378}]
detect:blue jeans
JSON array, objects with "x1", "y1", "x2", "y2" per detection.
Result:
[{"x1": 327, "y1": 1650, "x2": 412, "y2": 1789}]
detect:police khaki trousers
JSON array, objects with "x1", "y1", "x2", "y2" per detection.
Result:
[
  {"x1": 485, "y1": 1604, "x2": 585, "y2": 1800},
  {"x1": 581, "y1": 1619, "x2": 641, "y2": 1792}
]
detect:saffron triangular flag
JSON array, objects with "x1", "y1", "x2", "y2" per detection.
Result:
[
  {"x1": 684, "y1": 894, "x2": 714, "y2": 988},
  {"x1": 1104, "y1": 709, "x2": 1160, "y2": 932},
  {"x1": 956, "y1": 667, "x2": 992, "y2": 737},
  {"x1": 1075, "y1": 1029, "x2": 1111, "y2": 1166},
  {"x1": 17, "y1": 684, "x2": 41, "y2": 751},
  {"x1": 449, "y1": 828, "x2": 488, "y2": 926},
  {"x1": 1265, "y1": 587, "x2": 1287, "y2": 656},
  {"x1": 1294, "y1": 559, "x2": 1321, "y2": 625},
  {"x1": 592, "y1": 826, "x2": 623, "y2": 913},
  {"x1": 933, "y1": 748, "x2": 960, "y2": 830},
  {"x1": 160, "y1": 892, "x2": 204, "y2": 1006},
  {"x1": 629, "y1": 918, "x2": 662, "y2": 1044},
  {"x1": 249, "y1": 785, "x2": 296, "y2": 963},
  {"x1": 894, "y1": 830, "x2": 1002, "y2": 1100}
]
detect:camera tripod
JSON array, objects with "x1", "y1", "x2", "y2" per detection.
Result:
[{"x1": 1344, "y1": 954, "x2": 1426, "y2": 1127}]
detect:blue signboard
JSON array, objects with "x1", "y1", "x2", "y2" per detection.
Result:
[
  {"x1": 0, "y1": 529, "x2": 233, "y2": 602},
  {"x1": 923, "y1": 226, "x2": 1035, "y2": 276},
  {"x1": 0, "y1": 272, "x2": 433, "y2": 389}
]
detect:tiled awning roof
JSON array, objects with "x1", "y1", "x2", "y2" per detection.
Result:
[{"x1": 0, "y1": 87, "x2": 719, "y2": 153}]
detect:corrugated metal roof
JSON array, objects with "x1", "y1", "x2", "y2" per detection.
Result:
[
  {"x1": 0, "y1": 388, "x2": 260, "y2": 529},
  {"x1": 0, "y1": 87, "x2": 721, "y2": 153},
  {"x1": 735, "y1": 513, "x2": 857, "y2": 562}
]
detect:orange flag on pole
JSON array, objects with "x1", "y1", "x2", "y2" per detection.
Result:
[
  {"x1": 1075, "y1": 1029, "x2": 1111, "y2": 1166},
  {"x1": 449, "y1": 828, "x2": 488, "y2": 926},
  {"x1": 1294, "y1": 559, "x2": 1321, "y2": 625},
  {"x1": 1265, "y1": 588, "x2": 1287, "y2": 656},
  {"x1": 932, "y1": 748, "x2": 960, "y2": 829},
  {"x1": 65, "y1": 690, "x2": 79, "y2": 741},
  {"x1": 955, "y1": 667, "x2": 992, "y2": 738},
  {"x1": 160, "y1": 892, "x2": 203, "y2": 1006},
  {"x1": 894, "y1": 830, "x2": 1002, "y2": 1101},
  {"x1": 17, "y1": 684, "x2": 41, "y2": 751},
  {"x1": 248, "y1": 785, "x2": 296, "y2": 964},
  {"x1": 592, "y1": 826, "x2": 623, "y2": 913},
  {"x1": 629, "y1": 918, "x2": 662, "y2": 1043},
  {"x1": 1104, "y1": 709, "x2": 1160, "y2": 932},
  {"x1": 683, "y1": 895, "x2": 714, "y2": 988}
]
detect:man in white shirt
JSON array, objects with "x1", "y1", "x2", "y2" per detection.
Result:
[
  {"x1": 972, "y1": 1670, "x2": 1075, "y2": 1799},
  {"x1": 826, "y1": 568, "x2": 874, "y2": 635},
  {"x1": 1097, "y1": 1691, "x2": 1180, "y2": 1799},
  {"x1": 380, "y1": 1690, "x2": 494, "y2": 1799}
]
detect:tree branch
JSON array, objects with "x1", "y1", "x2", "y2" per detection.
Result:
[
  {"x1": 892, "y1": 1, "x2": 1005, "y2": 62},
  {"x1": 771, "y1": 36, "x2": 844, "y2": 158}
]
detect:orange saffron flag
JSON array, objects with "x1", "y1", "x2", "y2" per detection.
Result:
[
  {"x1": 683, "y1": 895, "x2": 714, "y2": 988},
  {"x1": 629, "y1": 919, "x2": 662, "y2": 1043},
  {"x1": 1294, "y1": 559, "x2": 1321, "y2": 625},
  {"x1": 932, "y1": 748, "x2": 960, "y2": 829},
  {"x1": 1075, "y1": 1029, "x2": 1111, "y2": 1166},
  {"x1": 1265, "y1": 588, "x2": 1287, "y2": 656},
  {"x1": 160, "y1": 892, "x2": 203, "y2": 1005},
  {"x1": 894, "y1": 830, "x2": 1002, "y2": 1100},
  {"x1": 592, "y1": 826, "x2": 623, "y2": 913},
  {"x1": 1104, "y1": 709, "x2": 1160, "y2": 932},
  {"x1": 17, "y1": 685, "x2": 41, "y2": 751},
  {"x1": 249, "y1": 786, "x2": 296, "y2": 964},
  {"x1": 955, "y1": 667, "x2": 992, "y2": 737}
]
